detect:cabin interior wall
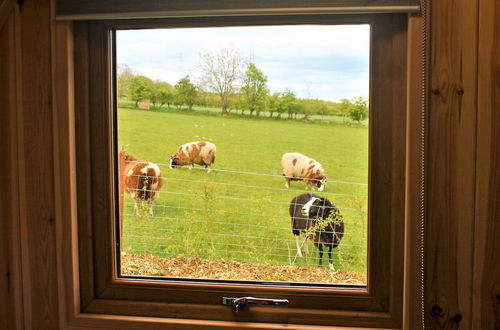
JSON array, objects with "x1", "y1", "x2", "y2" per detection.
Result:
[{"x1": 0, "y1": 0, "x2": 498, "y2": 329}]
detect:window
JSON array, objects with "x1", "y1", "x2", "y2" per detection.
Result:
[
  {"x1": 116, "y1": 24, "x2": 369, "y2": 285},
  {"x1": 70, "y1": 8, "x2": 413, "y2": 329}
]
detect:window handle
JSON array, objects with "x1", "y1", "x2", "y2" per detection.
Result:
[{"x1": 222, "y1": 296, "x2": 289, "y2": 312}]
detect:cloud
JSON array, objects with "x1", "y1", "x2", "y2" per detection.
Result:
[{"x1": 117, "y1": 25, "x2": 369, "y2": 101}]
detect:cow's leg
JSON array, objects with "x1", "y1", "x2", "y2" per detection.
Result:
[
  {"x1": 328, "y1": 244, "x2": 334, "y2": 270},
  {"x1": 134, "y1": 199, "x2": 140, "y2": 216},
  {"x1": 304, "y1": 180, "x2": 310, "y2": 190},
  {"x1": 317, "y1": 244, "x2": 324, "y2": 267},
  {"x1": 295, "y1": 235, "x2": 303, "y2": 257},
  {"x1": 304, "y1": 238, "x2": 310, "y2": 255},
  {"x1": 285, "y1": 177, "x2": 290, "y2": 188},
  {"x1": 308, "y1": 180, "x2": 316, "y2": 191},
  {"x1": 202, "y1": 156, "x2": 212, "y2": 173},
  {"x1": 147, "y1": 200, "x2": 153, "y2": 216}
]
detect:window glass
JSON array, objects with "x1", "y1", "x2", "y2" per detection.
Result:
[{"x1": 116, "y1": 25, "x2": 369, "y2": 285}]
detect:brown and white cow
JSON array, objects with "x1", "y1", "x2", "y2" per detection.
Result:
[
  {"x1": 169, "y1": 141, "x2": 216, "y2": 173},
  {"x1": 118, "y1": 147, "x2": 163, "y2": 217},
  {"x1": 281, "y1": 152, "x2": 327, "y2": 191}
]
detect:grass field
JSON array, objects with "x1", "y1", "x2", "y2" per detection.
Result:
[{"x1": 118, "y1": 107, "x2": 368, "y2": 281}]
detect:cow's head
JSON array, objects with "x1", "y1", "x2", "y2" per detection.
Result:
[
  {"x1": 316, "y1": 178, "x2": 326, "y2": 191},
  {"x1": 302, "y1": 195, "x2": 335, "y2": 219},
  {"x1": 118, "y1": 145, "x2": 134, "y2": 162},
  {"x1": 314, "y1": 175, "x2": 327, "y2": 192},
  {"x1": 169, "y1": 155, "x2": 179, "y2": 168},
  {"x1": 301, "y1": 196, "x2": 321, "y2": 216}
]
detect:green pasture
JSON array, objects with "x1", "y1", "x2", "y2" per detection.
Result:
[{"x1": 118, "y1": 107, "x2": 368, "y2": 273}]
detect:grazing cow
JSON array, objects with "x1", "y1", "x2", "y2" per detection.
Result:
[
  {"x1": 289, "y1": 193, "x2": 344, "y2": 270},
  {"x1": 118, "y1": 147, "x2": 163, "y2": 217},
  {"x1": 169, "y1": 141, "x2": 216, "y2": 173},
  {"x1": 281, "y1": 152, "x2": 327, "y2": 191}
]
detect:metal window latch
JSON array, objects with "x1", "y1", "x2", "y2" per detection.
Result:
[{"x1": 222, "y1": 296, "x2": 289, "y2": 312}]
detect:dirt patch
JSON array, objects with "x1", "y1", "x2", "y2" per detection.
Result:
[{"x1": 121, "y1": 253, "x2": 366, "y2": 285}]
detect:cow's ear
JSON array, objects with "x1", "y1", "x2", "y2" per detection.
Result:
[{"x1": 323, "y1": 198, "x2": 333, "y2": 207}]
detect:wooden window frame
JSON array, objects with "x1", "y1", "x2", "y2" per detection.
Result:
[{"x1": 61, "y1": 11, "x2": 410, "y2": 329}]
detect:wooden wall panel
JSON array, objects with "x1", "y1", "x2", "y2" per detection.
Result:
[
  {"x1": 473, "y1": 0, "x2": 500, "y2": 329},
  {"x1": 52, "y1": 20, "x2": 79, "y2": 326},
  {"x1": 404, "y1": 13, "x2": 424, "y2": 330},
  {"x1": 0, "y1": 12, "x2": 19, "y2": 330},
  {"x1": 425, "y1": 0, "x2": 478, "y2": 328},
  {"x1": 0, "y1": 6, "x2": 29, "y2": 330},
  {"x1": 1, "y1": 0, "x2": 499, "y2": 328},
  {"x1": 16, "y1": 0, "x2": 60, "y2": 328}
]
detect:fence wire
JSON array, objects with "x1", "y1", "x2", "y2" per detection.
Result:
[{"x1": 120, "y1": 159, "x2": 368, "y2": 280}]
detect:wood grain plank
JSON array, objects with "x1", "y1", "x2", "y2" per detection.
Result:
[
  {"x1": 11, "y1": 7, "x2": 27, "y2": 330},
  {"x1": 404, "y1": 13, "x2": 424, "y2": 330},
  {"x1": 369, "y1": 14, "x2": 407, "y2": 327},
  {"x1": 84, "y1": 298, "x2": 400, "y2": 329},
  {"x1": 0, "y1": 11, "x2": 21, "y2": 330},
  {"x1": 425, "y1": 0, "x2": 478, "y2": 328},
  {"x1": 0, "y1": 0, "x2": 15, "y2": 29},
  {"x1": 67, "y1": 312, "x2": 397, "y2": 330},
  {"x1": 473, "y1": 0, "x2": 500, "y2": 328},
  {"x1": 87, "y1": 21, "x2": 115, "y2": 297},
  {"x1": 52, "y1": 20, "x2": 80, "y2": 326},
  {"x1": 17, "y1": 0, "x2": 59, "y2": 328},
  {"x1": 73, "y1": 20, "x2": 95, "y2": 311}
]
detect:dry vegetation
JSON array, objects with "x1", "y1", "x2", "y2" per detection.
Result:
[{"x1": 121, "y1": 253, "x2": 366, "y2": 285}]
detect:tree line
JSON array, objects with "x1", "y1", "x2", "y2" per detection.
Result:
[{"x1": 117, "y1": 48, "x2": 368, "y2": 123}]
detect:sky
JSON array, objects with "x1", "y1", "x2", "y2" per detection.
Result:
[{"x1": 116, "y1": 25, "x2": 370, "y2": 102}]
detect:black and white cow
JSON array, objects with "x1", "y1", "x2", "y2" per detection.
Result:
[{"x1": 289, "y1": 193, "x2": 344, "y2": 270}]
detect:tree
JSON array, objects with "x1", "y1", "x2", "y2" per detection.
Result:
[
  {"x1": 155, "y1": 81, "x2": 175, "y2": 109},
  {"x1": 348, "y1": 96, "x2": 368, "y2": 123},
  {"x1": 266, "y1": 93, "x2": 280, "y2": 118},
  {"x1": 240, "y1": 63, "x2": 269, "y2": 116},
  {"x1": 234, "y1": 94, "x2": 246, "y2": 115},
  {"x1": 300, "y1": 99, "x2": 316, "y2": 120},
  {"x1": 116, "y1": 64, "x2": 136, "y2": 99},
  {"x1": 338, "y1": 98, "x2": 354, "y2": 123},
  {"x1": 316, "y1": 101, "x2": 328, "y2": 121},
  {"x1": 175, "y1": 76, "x2": 198, "y2": 111},
  {"x1": 199, "y1": 48, "x2": 245, "y2": 116},
  {"x1": 173, "y1": 90, "x2": 183, "y2": 110},
  {"x1": 280, "y1": 89, "x2": 297, "y2": 119},
  {"x1": 291, "y1": 100, "x2": 304, "y2": 119},
  {"x1": 326, "y1": 101, "x2": 341, "y2": 117},
  {"x1": 129, "y1": 75, "x2": 153, "y2": 107},
  {"x1": 148, "y1": 82, "x2": 160, "y2": 109}
]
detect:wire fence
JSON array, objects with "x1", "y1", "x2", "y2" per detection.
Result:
[
  {"x1": 125, "y1": 160, "x2": 368, "y2": 187},
  {"x1": 120, "y1": 159, "x2": 368, "y2": 280}
]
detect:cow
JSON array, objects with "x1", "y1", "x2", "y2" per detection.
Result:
[
  {"x1": 281, "y1": 152, "x2": 327, "y2": 191},
  {"x1": 169, "y1": 141, "x2": 216, "y2": 173}
]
